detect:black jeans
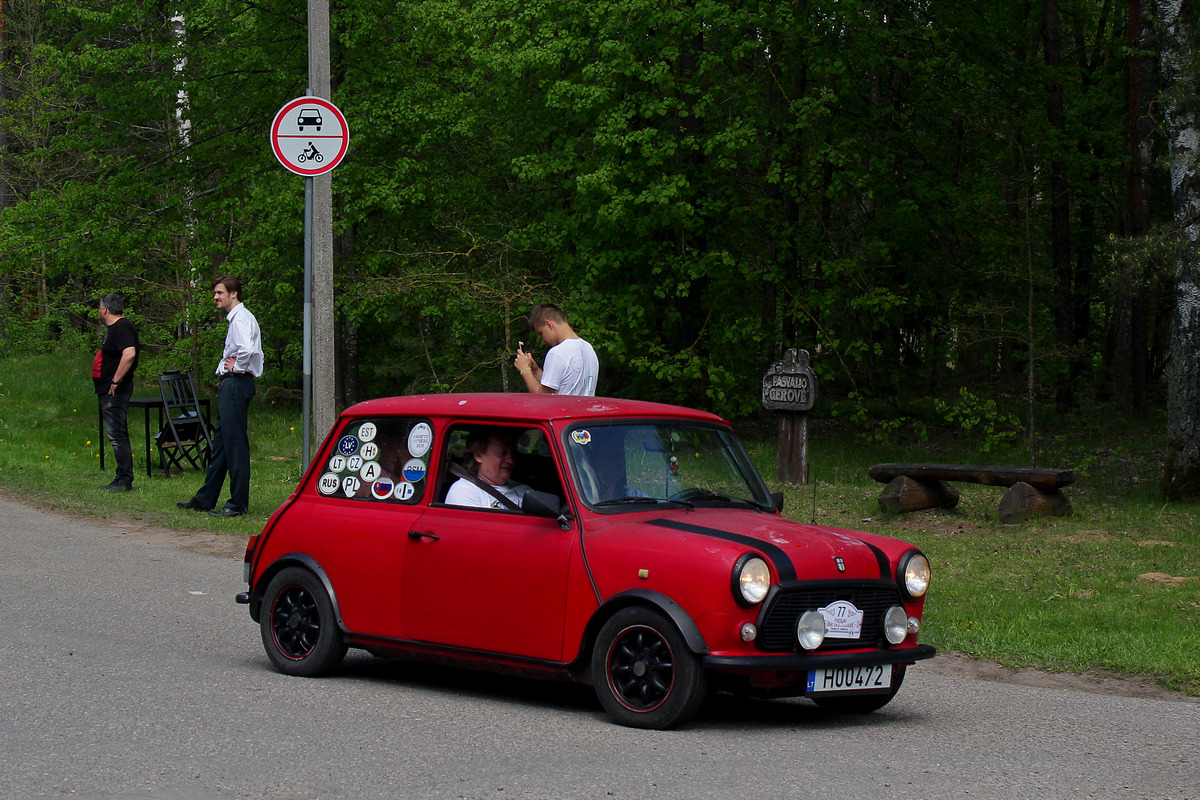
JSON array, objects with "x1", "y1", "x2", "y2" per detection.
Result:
[
  {"x1": 193, "y1": 374, "x2": 256, "y2": 512},
  {"x1": 99, "y1": 383, "x2": 135, "y2": 486}
]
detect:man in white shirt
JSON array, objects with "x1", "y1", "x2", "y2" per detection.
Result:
[
  {"x1": 445, "y1": 430, "x2": 530, "y2": 509},
  {"x1": 178, "y1": 275, "x2": 264, "y2": 518},
  {"x1": 513, "y1": 304, "x2": 599, "y2": 396}
]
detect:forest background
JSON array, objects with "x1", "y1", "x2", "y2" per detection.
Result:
[{"x1": 2, "y1": 0, "x2": 1200, "y2": 499}]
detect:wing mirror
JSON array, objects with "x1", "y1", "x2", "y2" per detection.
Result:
[{"x1": 522, "y1": 490, "x2": 575, "y2": 530}]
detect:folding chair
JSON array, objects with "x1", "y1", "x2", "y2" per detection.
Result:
[{"x1": 155, "y1": 371, "x2": 213, "y2": 475}]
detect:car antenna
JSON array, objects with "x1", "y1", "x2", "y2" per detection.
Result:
[{"x1": 810, "y1": 467, "x2": 818, "y2": 525}]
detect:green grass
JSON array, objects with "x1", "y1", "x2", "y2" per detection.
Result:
[{"x1": 3, "y1": 353, "x2": 1198, "y2": 695}]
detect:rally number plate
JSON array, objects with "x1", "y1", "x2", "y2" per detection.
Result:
[{"x1": 806, "y1": 664, "x2": 892, "y2": 693}]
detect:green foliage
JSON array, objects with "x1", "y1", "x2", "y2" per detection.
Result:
[{"x1": 934, "y1": 387, "x2": 1022, "y2": 453}]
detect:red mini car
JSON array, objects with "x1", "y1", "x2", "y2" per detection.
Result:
[{"x1": 237, "y1": 394, "x2": 934, "y2": 728}]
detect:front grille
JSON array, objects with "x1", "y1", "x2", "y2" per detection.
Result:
[{"x1": 756, "y1": 581, "x2": 903, "y2": 652}]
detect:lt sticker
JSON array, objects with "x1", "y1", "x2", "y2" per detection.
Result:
[
  {"x1": 328, "y1": 455, "x2": 346, "y2": 473},
  {"x1": 818, "y1": 600, "x2": 864, "y2": 640},
  {"x1": 408, "y1": 422, "x2": 433, "y2": 458}
]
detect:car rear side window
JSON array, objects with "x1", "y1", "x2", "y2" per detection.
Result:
[{"x1": 315, "y1": 418, "x2": 433, "y2": 504}]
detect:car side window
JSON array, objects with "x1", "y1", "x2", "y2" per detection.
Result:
[
  {"x1": 436, "y1": 425, "x2": 564, "y2": 507},
  {"x1": 314, "y1": 418, "x2": 432, "y2": 504}
]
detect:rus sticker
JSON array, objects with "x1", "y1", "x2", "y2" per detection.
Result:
[{"x1": 318, "y1": 473, "x2": 341, "y2": 495}]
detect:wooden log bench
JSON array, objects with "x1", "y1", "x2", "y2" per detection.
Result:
[{"x1": 867, "y1": 463, "x2": 1079, "y2": 523}]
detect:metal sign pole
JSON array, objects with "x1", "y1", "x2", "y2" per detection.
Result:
[{"x1": 302, "y1": 174, "x2": 313, "y2": 467}]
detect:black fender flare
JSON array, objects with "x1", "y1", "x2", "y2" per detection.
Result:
[
  {"x1": 249, "y1": 552, "x2": 345, "y2": 631},
  {"x1": 570, "y1": 589, "x2": 710, "y2": 682}
]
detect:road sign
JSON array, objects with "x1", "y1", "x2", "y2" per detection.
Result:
[{"x1": 270, "y1": 96, "x2": 350, "y2": 176}]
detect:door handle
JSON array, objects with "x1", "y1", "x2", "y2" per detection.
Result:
[{"x1": 407, "y1": 530, "x2": 440, "y2": 541}]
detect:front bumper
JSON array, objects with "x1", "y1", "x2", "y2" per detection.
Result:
[{"x1": 703, "y1": 644, "x2": 936, "y2": 672}]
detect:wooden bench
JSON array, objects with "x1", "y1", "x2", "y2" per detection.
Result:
[{"x1": 867, "y1": 463, "x2": 1079, "y2": 523}]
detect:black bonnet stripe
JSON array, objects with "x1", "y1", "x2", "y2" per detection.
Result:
[{"x1": 648, "y1": 518, "x2": 797, "y2": 582}]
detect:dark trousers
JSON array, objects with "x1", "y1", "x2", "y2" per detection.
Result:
[
  {"x1": 99, "y1": 384, "x2": 135, "y2": 486},
  {"x1": 193, "y1": 374, "x2": 256, "y2": 512}
]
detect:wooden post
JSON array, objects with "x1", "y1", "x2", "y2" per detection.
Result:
[{"x1": 763, "y1": 349, "x2": 817, "y2": 485}]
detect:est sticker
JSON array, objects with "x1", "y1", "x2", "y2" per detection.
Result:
[
  {"x1": 357, "y1": 422, "x2": 377, "y2": 442},
  {"x1": 318, "y1": 473, "x2": 341, "y2": 495},
  {"x1": 408, "y1": 422, "x2": 433, "y2": 458}
]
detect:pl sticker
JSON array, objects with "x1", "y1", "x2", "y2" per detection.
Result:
[
  {"x1": 360, "y1": 441, "x2": 379, "y2": 461},
  {"x1": 571, "y1": 430, "x2": 592, "y2": 446},
  {"x1": 357, "y1": 422, "x2": 377, "y2": 443},
  {"x1": 360, "y1": 461, "x2": 382, "y2": 482},
  {"x1": 402, "y1": 458, "x2": 427, "y2": 483},
  {"x1": 337, "y1": 435, "x2": 359, "y2": 456},
  {"x1": 371, "y1": 478, "x2": 394, "y2": 500},
  {"x1": 393, "y1": 482, "x2": 416, "y2": 501},
  {"x1": 347, "y1": 455, "x2": 364, "y2": 472},
  {"x1": 318, "y1": 473, "x2": 341, "y2": 495},
  {"x1": 408, "y1": 422, "x2": 433, "y2": 458},
  {"x1": 329, "y1": 455, "x2": 346, "y2": 473},
  {"x1": 341, "y1": 476, "x2": 361, "y2": 496}
]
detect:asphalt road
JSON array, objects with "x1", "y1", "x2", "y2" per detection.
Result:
[{"x1": 1, "y1": 495, "x2": 1197, "y2": 800}]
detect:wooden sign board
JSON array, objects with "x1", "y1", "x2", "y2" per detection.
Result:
[{"x1": 762, "y1": 349, "x2": 817, "y2": 412}]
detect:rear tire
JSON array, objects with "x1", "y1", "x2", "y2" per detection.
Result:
[
  {"x1": 260, "y1": 567, "x2": 347, "y2": 677},
  {"x1": 591, "y1": 607, "x2": 707, "y2": 729}
]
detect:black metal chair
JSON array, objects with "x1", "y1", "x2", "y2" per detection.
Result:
[{"x1": 154, "y1": 371, "x2": 212, "y2": 475}]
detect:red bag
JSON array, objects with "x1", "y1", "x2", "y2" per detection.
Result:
[{"x1": 92, "y1": 350, "x2": 103, "y2": 378}]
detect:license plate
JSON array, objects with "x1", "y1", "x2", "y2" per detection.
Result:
[{"x1": 806, "y1": 664, "x2": 892, "y2": 693}]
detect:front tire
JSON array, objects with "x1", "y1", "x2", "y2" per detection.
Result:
[
  {"x1": 591, "y1": 607, "x2": 707, "y2": 729},
  {"x1": 260, "y1": 567, "x2": 347, "y2": 677}
]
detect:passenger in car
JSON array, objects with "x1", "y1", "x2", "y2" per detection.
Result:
[{"x1": 445, "y1": 429, "x2": 531, "y2": 509}]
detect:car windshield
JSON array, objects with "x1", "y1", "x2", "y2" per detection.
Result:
[{"x1": 563, "y1": 421, "x2": 773, "y2": 510}]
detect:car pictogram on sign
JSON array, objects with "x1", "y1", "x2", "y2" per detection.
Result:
[{"x1": 297, "y1": 108, "x2": 323, "y2": 131}]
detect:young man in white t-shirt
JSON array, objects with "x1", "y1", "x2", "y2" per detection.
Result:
[{"x1": 513, "y1": 304, "x2": 599, "y2": 396}]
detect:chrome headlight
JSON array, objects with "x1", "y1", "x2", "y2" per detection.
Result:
[
  {"x1": 899, "y1": 551, "x2": 931, "y2": 599},
  {"x1": 797, "y1": 610, "x2": 826, "y2": 650},
  {"x1": 884, "y1": 605, "x2": 909, "y2": 644},
  {"x1": 733, "y1": 554, "x2": 771, "y2": 606}
]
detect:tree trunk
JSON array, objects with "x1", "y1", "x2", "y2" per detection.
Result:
[
  {"x1": 1158, "y1": 0, "x2": 1200, "y2": 500},
  {"x1": 1044, "y1": 0, "x2": 1077, "y2": 412}
]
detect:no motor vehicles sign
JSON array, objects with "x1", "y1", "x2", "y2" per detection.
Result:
[{"x1": 270, "y1": 96, "x2": 350, "y2": 176}]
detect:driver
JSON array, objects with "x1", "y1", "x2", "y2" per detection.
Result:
[{"x1": 445, "y1": 429, "x2": 530, "y2": 509}]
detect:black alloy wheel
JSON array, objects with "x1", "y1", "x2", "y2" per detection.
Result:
[{"x1": 260, "y1": 567, "x2": 347, "y2": 677}]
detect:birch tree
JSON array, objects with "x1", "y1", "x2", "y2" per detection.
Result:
[{"x1": 1158, "y1": 0, "x2": 1200, "y2": 499}]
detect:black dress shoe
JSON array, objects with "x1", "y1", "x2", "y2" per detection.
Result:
[
  {"x1": 177, "y1": 498, "x2": 212, "y2": 511},
  {"x1": 101, "y1": 481, "x2": 132, "y2": 492},
  {"x1": 208, "y1": 507, "x2": 245, "y2": 518}
]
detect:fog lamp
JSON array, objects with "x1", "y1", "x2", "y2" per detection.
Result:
[
  {"x1": 740, "y1": 623, "x2": 757, "y2": 642},
  {"x1": 796, "y1": 610, "x2": 826, "y2": 651},
  {"x1": 884, "y1": 605, "x2": 908, "y2": 645}
]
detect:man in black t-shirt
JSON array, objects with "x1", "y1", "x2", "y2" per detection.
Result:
[{"x1": 93, "y1": 294, "x2": 140, "y2": 491}]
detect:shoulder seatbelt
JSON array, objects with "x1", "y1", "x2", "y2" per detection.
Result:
[{"x1": 448, "y1": 462, "x2": 521, "y2": 511}]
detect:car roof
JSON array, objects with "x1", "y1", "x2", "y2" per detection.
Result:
[{"x1": 340, "y1": 393, "x2": 726, "y2": 425}]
